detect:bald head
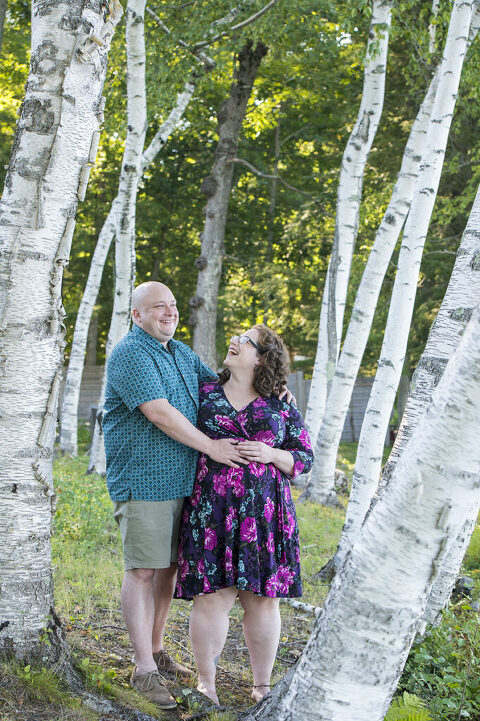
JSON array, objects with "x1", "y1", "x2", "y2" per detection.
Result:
[{"x1": 132, "y1": 282, "x2": 179, "y2": 346}]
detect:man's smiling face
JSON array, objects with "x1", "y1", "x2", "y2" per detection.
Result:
[{"x1": 132, "y1": 282, "x2": 179, "y2": 346}]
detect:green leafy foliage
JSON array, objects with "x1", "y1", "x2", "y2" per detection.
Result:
[
  {"x1": 398, "y1": 608, "x2": 480, "y2": 720},
  {"x1": 386, "y1": 692, "x2": 432, "y2": 721}
]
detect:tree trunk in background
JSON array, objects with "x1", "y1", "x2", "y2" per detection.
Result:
[
  {"x1": 258, "y1": 303, "x2": 480, "y2": 721},
  {"x1": 191, "y1": 40, "x2": 268, "y2": 368},
  {"x1": 346, "y1": 0, "x2": 475, "y2": 521},
  {"x1": 304, "y1": 0, "x2": 393, "y2": 445},
  {"x1": 88, "y1": 0, "x2": 147, "y2": 475},
  {"x1": 0, "y1": 0, "x2": 7, "y2": 57},
  {"x1": 59, "y1": 79, "x2": 196, "y2": 456},
  {"x1": 0, "y1": 0, "x2": 121, "y2": 660},
  {"x1": 299, "y1": 61, "x2": 439, "y2": 501},
  {"x1": 263, "y1": 118, "x2": 280, "y2": 322}
]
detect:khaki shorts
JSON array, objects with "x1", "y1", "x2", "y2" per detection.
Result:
[{"x1": 114, "y1": 498, "x2": 184, "y2": 571}]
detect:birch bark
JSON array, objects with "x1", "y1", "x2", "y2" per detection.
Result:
[
  {"x1": 304, "y1": 0, "x2": 393, "y2": 445},
  {"x1": 191, "y1": 40, "x2": 268, "y2": 367},
  {"x1": 341, "y1": 0, "x2": 476, "y2": 530},
  {"x1": 299, "y1": 65, "x2": 439, "y2": 500},
  {"x1": 260, "y1": 301, "x2": 480, "y2": 721},
  {"x1": 384, "y1": 181, "x2": 480, "y2": 625},
  {"x1": 0, "y1": 0, "x2": 120, "y2": 660},
  {"x1": 59, "y1": 79, "x2": 196, "y2": 456},
  {"x1": 59, "y1": 2, "x2": 243, "y2": 456},
  {"x1": 87, "y1": 0, "x2": 147, "y2": 474}
]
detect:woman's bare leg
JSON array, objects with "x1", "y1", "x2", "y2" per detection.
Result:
[
  {"x1": 238, "y1": 590, "x2": 281, "y2": 702},
  {"x1": 189, "y1": 586, "x2": 238, "y2": 704}
]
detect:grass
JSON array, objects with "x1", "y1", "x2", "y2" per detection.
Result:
[{"x1": 2, "y1": 435, "x2": 479, "y2": 720}]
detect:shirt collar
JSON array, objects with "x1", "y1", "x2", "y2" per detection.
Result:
[{"x1": 131, "y1": 324, "x2": 178, "y2": 354}]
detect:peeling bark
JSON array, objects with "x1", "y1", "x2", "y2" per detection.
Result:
[
  {"x1": 191, "y1": 40, "x2": 268, "y2": 368},
  {"x1": 88, "y1": 0, "x2": 148, "y2": 474},
  {"x1": 304, "y1": 0, "x2": 393, "y2": 449},
  {"x1": 256, "y1": 302, "x2": 480, "y2": 721},
  {"x1": 302, "y1": 64, "x2": 438, "y2": 504},
  {"x1": 344, "y1": 0, "x2": 477, "y2": 528},
  {"x1": 0, "y1": 0, "x2": 121, "y2": 660}
]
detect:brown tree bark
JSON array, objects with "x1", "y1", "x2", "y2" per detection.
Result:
[{"x1": 191, "y1": 40, "x2": 268, "y2": 367}]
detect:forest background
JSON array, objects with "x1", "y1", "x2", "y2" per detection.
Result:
[
  {"x1": 3, "y1": 0, "x2": 477, "y2": 377},
  {"x1": 2, "y1": 1, "x2": 480, "y2": 719}
]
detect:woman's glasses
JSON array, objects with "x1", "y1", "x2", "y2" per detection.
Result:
[{"x1": 230, "y1": 334, "x2": 261, "y2": 351}]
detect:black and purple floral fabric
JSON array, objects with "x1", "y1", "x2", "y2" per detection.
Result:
[{"x1": 175, "y1": 381, "x2": 314, "y2": 599}]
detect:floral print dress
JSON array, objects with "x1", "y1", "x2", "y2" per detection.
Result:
[{"x1": 175, "y1": 381, "x2": 314, "y2": 599}]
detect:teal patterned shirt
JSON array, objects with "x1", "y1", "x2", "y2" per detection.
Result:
[{"x1": 103, "y1": 325, "x2": 215, "y2": 501}]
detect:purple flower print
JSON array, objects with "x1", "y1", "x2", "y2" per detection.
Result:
[
  {"x1": 263, "y1": 497, "x2": 275, "y2": 523},
  {"x1": 253, "y1": 430, "x2": 276, "y2": 445},
  {"x1": 197, "y1": 454, "x2": 208, "y2": 482},
  {"x1": 190, "y1": 481, "x2": 202, "y2": 507},
  {"x1": 266, "y1": 532, "x2": 275, "y2": 553},
  {"x1": 182, "y1": 509, "x2": 189, "y2": 524},
  {"x1": 276, "y1": 566, "x2": 295, "y2": 593},
  {"x1": 203, "y1": 577, "x2": 211, "y2": 593},
  {"x1": 202, "y1": 383, "x2": 216, "y2": 393},
  {"x1": 293, "y1": 460, "x2": 305, "y2": 478},
  {"x1": 225, "y1": 507, "x2": 237, "y2": 531},
  {"x1": 249, "y1": 462, "x2": 265, "y2": 478},
  {"x1": 284, "y1": 484, "x2": 291, "y2": 502},
  {"x1": 232, "y1": 473, "x2": 245, "y2": 498},
  {"x1": 299, "y1": 427, "x2": 312, "y2": 450},
  {"x1": 265, "y1": 574, "x2": 279, "y2": 597},
  {"x1": 285, "y1": 511, "x2": 295, "y2": 539},
  {"x1": 204, "y1": 528, "x2": 217, "y2": 550},
  {"x1": 179, "y1": 558, "x2": 189, "y2": 581},
  {"x1": 197, "y1": 558, "x2": 205, "y2": 575},
  {"x1": 240, "y1": 517, "x2": 257, "y2": 543},
  {"x1": 224, "y1": 546, "x2": 233, "y2": 573},
  {"x1": 213, "y1": 471, "x2": 227, "y2": 496},
  {"x1": 215, "y1": 414, "x2": 239, "y2": 432}
]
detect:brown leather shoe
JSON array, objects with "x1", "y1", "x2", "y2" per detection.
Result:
[
  {"x1": 153, "y1": 649, "x2": 193, "y2": 677},
  {"x1": 130, "y1": 668, "x2": 177, "y2": 709}
]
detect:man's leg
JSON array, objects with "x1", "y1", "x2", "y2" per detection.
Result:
[
  {"x1": 152, "y1": 562, "x2": 177, "y2": 652},
  {"x1": 121, "y1": 568, "x2": 157, "y2": 674}
]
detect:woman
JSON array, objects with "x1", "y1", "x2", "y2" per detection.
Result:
[{"x1": 176, "y1": 325, "x2": 313, "y2": 704}]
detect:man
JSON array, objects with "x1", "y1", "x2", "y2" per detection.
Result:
[{"x1": 103, "y1": 281, "x2": 245, "y2": 709}]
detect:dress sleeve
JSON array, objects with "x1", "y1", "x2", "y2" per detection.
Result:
[
  {"x1": 107, "y1": 344, "x2": 167, "y2": 411},
  {"x1": 281, "y1": 403, "x2": 314, "y2": 480}
]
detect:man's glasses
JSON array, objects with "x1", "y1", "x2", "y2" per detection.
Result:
[{"x1": 230, "y1": 334, "x2": 261, "y2": 351}]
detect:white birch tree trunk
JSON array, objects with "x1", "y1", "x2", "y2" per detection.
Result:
[
  {"x1": 332, "y1": 5, "x2": 480, "y2": 566},
  {"x1": 341, "y1": 0, "x2": 475, "y2": 530},
  {"x1": 0, "y1": 0, "x2": 121, "y2": 660},
  {"x1": 304, "y1": 0, "x2": 393, "y2": 446},
  {"x1": 87, "y1": 0, "x2": 147, "y2": 474},
  {"x1": 191, "y1": 40, "x2": 268, "y2": 368},
  {"x1": 383, "y1": 179, "x2": 480, "y2": 626},
  {"x1": 298, "y1": 65, "x2": 439, "y2": 499},
  {"x1": 59, "y1": 78, "x2": 196, "y2": 457},
  {"x1": 254, "y1": 301, "x2": 480, "y2": 721}
]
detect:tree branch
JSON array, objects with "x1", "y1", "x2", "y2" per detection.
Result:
[
  {"x1": 230, "y1": 156, "x2": 318, "y2": 199},
  {"x1": 193, "y1": 0, "x2": 281, "y2": 50},
  {"x1": 146, "y1": 7, "x2": 216, "y2": 68}
]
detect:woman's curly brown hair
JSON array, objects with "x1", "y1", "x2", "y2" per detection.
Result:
[{"x1": 218, "y1": 324, "x2": 290, "y2": 397}]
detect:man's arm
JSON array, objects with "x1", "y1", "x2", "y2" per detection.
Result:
[{"x1": 138, "y1": 398, "x2": 245, "y2": 468}]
